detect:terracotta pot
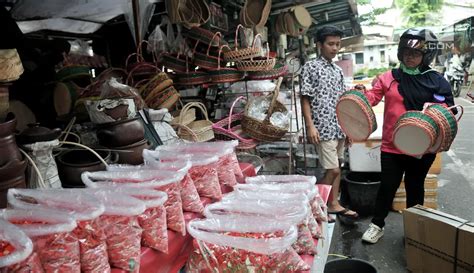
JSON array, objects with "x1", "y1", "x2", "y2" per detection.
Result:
[
  {"x1": 0, "y1": 113, "x2": 21, "y2": 166},
  {"x1": 96, "y1": 117, "x2": 145, "y2": 147},
  {"x1": 114, "y1": 139, "x2": 150, "y2": 165},
  {"x1": 0, "y1": 174, "x2": 26, "y2": 208},
  {"x1": 56, "y1": 149, "x2": 118, "y2": 188}
]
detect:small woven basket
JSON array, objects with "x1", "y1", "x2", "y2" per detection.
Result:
[
  {"x1": 236, "y1": 39, "x2": 275, "y2": 72},
  {"x1": 223, "y1": 25, "x2": 262, "y2": 62},
  {"x1": 208, "y1": 45, "x2": 246, "y2": 84},
  {"x1": 247, "y1": 63, "x2": 288, "y2": 80},
  {"x1": 171, "y1": 100, "x2": 196, "y2": 126},
  {"x1": 193, "y1": 32, "x2": 227, "y2": 70},
  {"x1": 176, "y1": 102, "x2": 214, "y2": 142},
  {"x1": 0, "y1": 49, "x2": 24, "y2": 83},
  {"x1": 241, "y1": 77, "x2": 288, "y2": 142}
]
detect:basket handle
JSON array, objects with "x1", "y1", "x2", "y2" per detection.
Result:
[
  {"x1": 217, "y1": 45, "x2": 231, "y2": 70},
  {"x1": 265, "y1": 77, "x2": 284, "y2": 121},
  {"x1": 192, "y1": 102, "x2": 210, "y2": 121},
  {"x1": 125, "y1": 53, "x2": 144, "y2": 69},
  {"x1": 448, "y1": 104, "x2": 464, "y2": 122},
  {"x1": 126, "y1": 63, "x2": 159, "y2": 86},
  {"x1": 228, "y1": 96, "x2": 246, "y2": 130},
  {"x1": 206, "y1": 32, "x2": 222, "y2": 56},
  {"x1": 234, "y1": 24, "x2": 247, "y2": 51}
]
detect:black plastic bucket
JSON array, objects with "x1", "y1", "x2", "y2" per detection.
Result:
[
  {"x1": 325, "y1": 258, "x2": 377, "y2": 273},
  {"x1": 344, "y1": 172, "x2": 381, "y2": 216}
]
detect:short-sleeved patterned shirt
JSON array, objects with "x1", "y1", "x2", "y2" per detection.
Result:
[{"x1": 301, "y1": 57, "x2": 346, "y2": 141}]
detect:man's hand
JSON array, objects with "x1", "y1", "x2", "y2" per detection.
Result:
[
  {"x1": 345, "y1": 137, "x2": 353, "y2": 147},
  {"x1": 353, "y1": 84, "x2": 366, "y2": 92},
  {"x1": 307, "y1": 125, "x2": 320, "y2": 144}
]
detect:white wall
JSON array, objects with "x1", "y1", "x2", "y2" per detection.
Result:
[{"x1": 351, "y1": 43, "x2": 398, "y2": 74}]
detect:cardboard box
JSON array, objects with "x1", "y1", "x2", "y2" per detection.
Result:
[
  {"x1": 393, "y1": 197, "x2": 437, "y2": 211},
  {"x1": 403, "y1": 206, "x2": 474, "y2": 273}
]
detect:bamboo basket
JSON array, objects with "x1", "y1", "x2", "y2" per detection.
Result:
[{"x1": 235, "y1": 37, "x2": 275, "y2": 71}]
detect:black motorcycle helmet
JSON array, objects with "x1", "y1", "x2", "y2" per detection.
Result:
[{"x1": 397, "y1": 28, "x2": 439, "y2": 67}]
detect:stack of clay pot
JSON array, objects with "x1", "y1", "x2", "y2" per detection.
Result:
[
  {"x1": 0, "y1": 114, "x2": 26, "y2": 208},
  {"x1": 96, "y1": 117, "x2": 150, "y2": 165}
]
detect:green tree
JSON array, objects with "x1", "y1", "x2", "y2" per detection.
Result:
[
  {"x1": 356, "y1": 0, "x2": 389, "y2": 26},
  {"x1": 395, "y1": 0, "x2": 444, "y2": 27}
]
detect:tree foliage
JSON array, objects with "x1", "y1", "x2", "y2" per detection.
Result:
[
  {"x1": 356, "y1": 0, "x2": 389, "y2": 26},
  {"x1": 395, "y1": 0, "x2": 444, "y2": 27}
]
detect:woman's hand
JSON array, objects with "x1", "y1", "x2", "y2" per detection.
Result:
[{"x1": 307, "y1": 125, "x2": 320, "y2": 144}]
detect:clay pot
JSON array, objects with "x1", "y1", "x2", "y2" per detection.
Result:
[
  {"x1": 0, "y1": 158, "x2": 27, "y2": 183},
  {"x1": 56, "y1": 149, "x2": 118, "y2": 188},
  {"x1": 0, "y1": 174, "x2": 26, "y2": 208},
  {"x1": 17, "y1": 123, "x2": 62, "y2": 145},
  {"x1": 96, "y1": 117, "x2": 145, "y2": 147},
  {"x1": 114, "y1": 139, "x2": 150, "y2": 165},
  {"x1": 0, "y1": 113, "x2": 21, "y2": 166}
]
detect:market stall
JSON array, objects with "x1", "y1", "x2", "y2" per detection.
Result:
[{"x1": 0, "y1": 0, "x2": 367, "y2": 272}]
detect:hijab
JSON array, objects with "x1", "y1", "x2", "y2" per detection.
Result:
[{"x1": 392, "y1": 63, "x2": 454, "y2": 111}]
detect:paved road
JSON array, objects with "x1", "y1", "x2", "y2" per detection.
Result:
[{"x1": 328, "y1": 91, "x2": 474, "y2": 273}]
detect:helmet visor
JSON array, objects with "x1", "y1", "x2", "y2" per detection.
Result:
[{"x1": 401, "y1": 38, "x2": 427, "y2": 51}]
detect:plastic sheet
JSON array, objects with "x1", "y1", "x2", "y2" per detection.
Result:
[
  {"x1": 85, "y1": 190, "x2": 145, "y2": 272},
  {"x1": 1, "y1": 252, "x2": 44, "y2": 273},
  {"x1": 0, "y1": 219, "x2": 33, "y2": 269},
  {"x1": 245, "y1": 175, "x2": 316, "y2": 185},
  {"x1": 1, "y1": 208, "x2": 80, "y2": 272},
  {"x1": 293, "y1": 223, "x2": 317, "y2": 255},
  {"x1": 187, "y1": 218, "x2": 310, "y2": 272},
  {"x1": 270, "y1": 111, "x2": 291, "y2": 129},
  {"x1": 23, "y1": 139, "x2": 62, "y2": 189},
  {"x1": 7, "y1": 188, "x2": 109, "y2": 272},
  {"x1": 81, "y1": 170, "x2": 186, "y2": 235}
]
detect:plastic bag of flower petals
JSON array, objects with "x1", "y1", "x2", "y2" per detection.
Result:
[
  {"x1": 100, "y1": 186, "x2": 169, "y2": 253},
  {"x1": 147, "y1": 151, "x2": 222, "y2": 200},
  {"x1": 187, "y1": 218, "x2": 310, "y2": 272},
  {"x1": 7, "y1": 188, "x2": 109, "y2": 273},
  {"x1": 0, "y1": 218, "x2": 44, "y2": 273},
  {"x1": 81, "y1": 169, "x2": 187, "y2": 235},
  {"x1": 1, "y1": 208, "x2": 80, "y2": 272},
  {"x1": 205, "y1": 198, "x2": 316, "y2": 255},
  {"x1": 242, "y1": 177, "x2": 327, "y2": 221},
  {"x1": 85, "y1": 190, "x2": 145, "y2": 272},
  {"x1": 224, "y1": 189, "x2": 321, "y2": 239},
  {"x1": 154, "y1": 140, "x2": 243, "y2": 184},
  {"x1": 122, "y1": 158, "x2": 204, "y2": 214}
]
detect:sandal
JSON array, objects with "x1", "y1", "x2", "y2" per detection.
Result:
[{"x1": 327, "y1": 208, "x2": 359, "y2": 219}]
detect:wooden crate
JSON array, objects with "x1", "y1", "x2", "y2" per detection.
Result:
[{"x1": 428, "y1": 153, "x2": 442, "y2": 174}]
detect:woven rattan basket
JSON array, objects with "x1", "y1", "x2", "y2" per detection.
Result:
[
  {"x1": 171, "y1": 100, "x2": 196, "y2": 126},
  {"x1": 176, "y1": 102, "x2": 214, "y2": 142},
  {"x1": 242, "y1": 77, "x2": 288, "y2": 141},
  {"x1": 223, "y1": 25, "x2": 262, "y2": 62},
  {"x1": 208, "y1": 45, "x2": 245, "y2": 84},
  {"x1": 236, "y1": 40, "x2": 275, "y2": 72},
  {"x1": 193, "y1": 32, "x2": 227, "y2": 70}
]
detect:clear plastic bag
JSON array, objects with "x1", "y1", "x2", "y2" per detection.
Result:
[
  {"x1": 245, "y1": 175, "x2": 316, "y2": 185},
  {"x1": 110, "y1": 159, "x2": 204, "y2": 214},
  {"x1": 1, "y1": 208, "x2": 80, "y2": 272},
  {"x1": 7, "y1": 189, "x2": 109, "y2": 273},
  {"x1": 187, "y1": 218, "x2": 310, "y2": 272},
  {"x1": 0, "y1": 219, "x2": 34, "y2": 269},
  {"x1": 154, "y1": 140, "x2": 244, "y2": 180},
  {"x1": 84, "y1": 190, "x2": 145, "y2": 272},
  {"x1": 81, "y1": 170, "x2": 187, "y2": 235},
  {"x1": 99, "y1": 77, "x2": 145, "y2": 109},
  {"x1": 99, "y1": 186, "x2": 168, "y2": 253}
]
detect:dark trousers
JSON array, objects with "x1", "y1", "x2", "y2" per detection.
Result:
[{"x1": 372, "y1": 152, "x2": 436, "y2": 228}]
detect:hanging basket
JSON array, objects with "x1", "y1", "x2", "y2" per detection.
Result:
[
  {"x1": 236, "y1": 38, "x2": 275, "y2": 71},
  {"x1": 208, "y1": 45, "x2": 246, "y2": 84},
  {"x1": 176, "y1": 102, "x2": 214, "y2": 142},
  {"x1": 247, "y1": 63, "x2": 288, "y2": 80},
  {"x1": 223, "y1": 25, "x2": 262, "y2": 62},
  {"x1": 241, "y1": 77, "x2": 288, "y2": 141},
  {"x1": 193, "y1": 32, "x2": 228, "y2": 70}
]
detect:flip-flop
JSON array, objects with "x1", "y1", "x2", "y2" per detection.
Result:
[
  {"x1": 327, "y1": 208, "x2": 359, "y2": 219},
  {"x1": 328, "y1": 216, "x2": 336, "y2": 223}
]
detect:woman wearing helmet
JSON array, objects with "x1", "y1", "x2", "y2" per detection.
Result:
[{"x1": 360, "y1": 28, "x2": 455, "y2": 244}]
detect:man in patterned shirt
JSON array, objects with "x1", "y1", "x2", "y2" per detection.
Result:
[{"x1": 301, "y1": 26, "x2": 359, "y2": 222}]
